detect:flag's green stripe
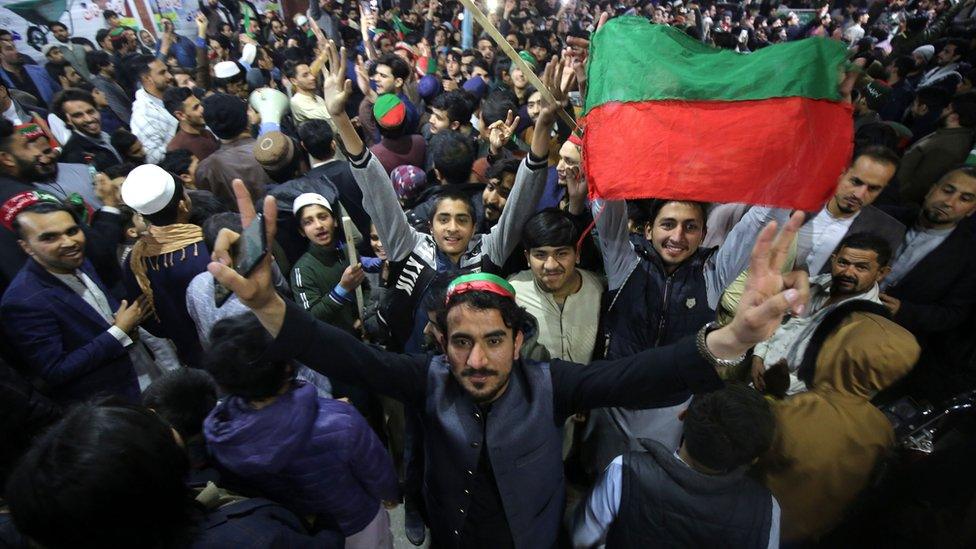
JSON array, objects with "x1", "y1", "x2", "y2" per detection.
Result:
[{"x1": 583, "y1": 17, "x2": 847, "y2": 114}]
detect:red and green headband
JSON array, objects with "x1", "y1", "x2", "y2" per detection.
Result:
[
  {"x1": 446, "y1": 273, "x2": 516, "y2": 304},
  {"x1": 1, "y1": 190, "x2": 61, "y2": 230}
]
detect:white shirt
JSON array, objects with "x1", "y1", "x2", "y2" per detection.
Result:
[
  {"x1": 51, "y1": 270, "x2": 166, "y2": 390},
  {"x1": 797, "y1": 207, "x2": 859, "y2": 274},
  {"x1": 3, "y1": 101, "x2": 23, "y2": 124},
  {"x1": 881, "y1": 225, "x2": 955, "y2": 291},
  {"x1": 131, "y1": 87, "x2": 178, "y2": 164}
]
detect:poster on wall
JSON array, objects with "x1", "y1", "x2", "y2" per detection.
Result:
[
  {"x1": 0, "y1": 0, "x2": 148, "y2": 58},
  {"x1": 153, "y1": 0, "x2": 283, "y2": 40}
]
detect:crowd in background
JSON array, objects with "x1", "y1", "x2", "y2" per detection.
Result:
[{"x1": 1, "y1": 0, "x2": 976, "y2": 546}]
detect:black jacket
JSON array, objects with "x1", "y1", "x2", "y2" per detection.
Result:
[
  {"x1": 881, "y1": 207, "x2": 976, "y2": 340},
  {"x1": 58, "y1": 132, "x2": 122, "y2": 172}
]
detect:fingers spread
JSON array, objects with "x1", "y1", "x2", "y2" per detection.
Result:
[{"x1": 746, "y1": 220, "x2": 778, "y2": 282}]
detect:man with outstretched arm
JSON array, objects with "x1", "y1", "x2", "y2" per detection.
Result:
[{"x1": 208, "y1": 170, "x2": 809, "y2": 548}]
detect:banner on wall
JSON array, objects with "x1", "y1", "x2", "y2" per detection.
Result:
[
  {"x1": 153, "y1": 0, "x2": 283, "y2": 41},
  {"x1": 0, "y1": 0, "x2": 148, "y2": 57}
]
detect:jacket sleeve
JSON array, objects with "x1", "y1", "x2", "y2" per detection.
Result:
[
  {"x1": 592, "y1": 199, "x2": 639, "y2": 291},
  {"x1": 346, "y1": 148, "x2": 424, "y2": 262},
  {"x1": 704, "y1": 207, "x2": 790, "y2": 309},
  {"x1": 263, "y1": 299, "x2": 429, "y2": 405},
  {"x1": 344, "y1": 404, "x2": 400, "y2": 502},
  {"x1": 1, "y1": 297, "x2": 127, "y2": 389},
  {"x1": 549, "y1": 335, "x2": 721, "y2": 420},
  {"x1": 482, "y1": 153, "x2": 549, "y2": 266},
  {"x1": 291, "y1": 262, "x2": 347, "y2": 323},
  {"x1": 896, "y1": 145, "x2": 928, "y2": 204},
  {"x1": 893, "y1": 267, "x2": 976, "y2": 335}
]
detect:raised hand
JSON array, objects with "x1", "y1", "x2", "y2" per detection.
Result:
[
  {"x1": 208, "y1": 179, "x2": 284, "y2": 335},
  {"x1": 321, "y1": 40, "x2": 353, "y2": 116},
  {"x1": 538, "y1": 56, "x2": 573, "y2": 124},
  {"x1": 195, "y1": 13, "x2": 208, "y2": 38},
  {"x1": 488, "y1": 109, "x2": 520, "y2": 155},
  {"x1": 355, "y1": 54, "x2": 377, "y2": 99},
  {"x1": 714, "y1": 212, "x2": 809, "y2": 356}
]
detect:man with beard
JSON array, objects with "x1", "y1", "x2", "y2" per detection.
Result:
[
  {"x1": 0, "y1": 200, "x2": 154, "y2": 404},
  {"x1": 129, "y1": 55, "x2": 177, "y2": 164},
  {"x1": 878, "y1": 167, "x2": 976, "y2": 402},
  {"x1": 751, "y1": 233, "x2": 893, "y2": 397},
  {"x1": 53, "y1": 89, "x2": 123, "y2": 172},
  {"x1": 164, "y1": 86, "x2": 219, "y2": 161},
  {"x1": 897, "y1": 92, "x2": 976, "y2": 205},
  {"x1": 481, "y1": 158, "x2": 519, "y2": 231},
  {"x1": 0, "y1": 120, "x2": 124, "y2": 293},
  {"x1": 0, "y1": 40, "x2": 57, "y2": 107},
  {"x1": 206, "y1": 168, "x2": 811, "y2": 548}
]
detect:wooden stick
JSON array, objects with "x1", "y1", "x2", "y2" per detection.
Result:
[
  {"x1": 456, "y1": 0, "x2": 578, "y2": 132},
  {"x1": 342, "y1": 216, "x2": 365, "y2": 316}
]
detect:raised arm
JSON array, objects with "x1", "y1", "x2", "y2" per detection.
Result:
[
  {"x1": 704, "y1": 206, "x2": 791, "y2": 309},
  {"x1": 316, "y1": 40, "x2": 422, "y2": 261},
  {"x1": 592, "y1": 198, "x2": 638, "y2": 291},
  {"x1": 483, "y1": 59, "x2": 569, "y2": 264}
]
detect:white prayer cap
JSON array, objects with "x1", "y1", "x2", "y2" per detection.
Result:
[
  {"x1": 121, "y1": 164, "x2": 176, "y2": 215},
  {"x1": 240, "y1": 43, "x2": 257, "y2": 65},
  {"x1": 294, "y1": 14, "x2": 308, "y2": 26},
  {"x1": 292, "y1": 193, "x2": 332, "y2": 215},
  {"x1": 214, "y1": 60, "x2": 242, "y2": 79},
  {"x1": 913, "y1": 45, "x2": 935, "y2": 62}
]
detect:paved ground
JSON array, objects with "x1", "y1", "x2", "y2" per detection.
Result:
[{"x1": 389, "y1": 504, "x2": 429, "y2": 549}]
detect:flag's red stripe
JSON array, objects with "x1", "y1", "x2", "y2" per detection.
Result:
[{"x1": 582, "y1": 98, "x2": 854, "y2": 211}]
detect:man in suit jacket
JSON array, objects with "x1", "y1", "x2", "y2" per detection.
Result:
[
  {"x1": 880, "y1": 166, "x2": 976, "y2": 402},
  {"x1": 0, "y1": 200, "x2": 150, "y2": 404},
  {"x1": 0, "y1": 41, "x2": 59, "y2": 107},
  {"x1": 796, "y1": 146, "x2": 906, "y2": 275}
]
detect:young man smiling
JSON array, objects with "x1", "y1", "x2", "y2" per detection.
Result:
[{"x1": 208, "y1": 177, "x2": 811, "y2": 548}]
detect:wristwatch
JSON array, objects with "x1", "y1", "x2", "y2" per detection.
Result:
[{"x1": 696, "y1": 321, "x2": 747, "y2": 369}]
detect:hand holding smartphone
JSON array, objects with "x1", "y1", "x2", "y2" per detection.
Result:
[{"x1": 214, "y1": 212, "x2": 268, "y2": 307}]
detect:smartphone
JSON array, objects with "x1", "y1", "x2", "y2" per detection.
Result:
[{"x1": 214, "y1": 213, "x2": 267, "y2": 307}]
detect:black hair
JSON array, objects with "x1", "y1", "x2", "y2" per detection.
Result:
[
  {"x1": 481, "y1": 89, "x2": 518, "y2": 127},
  {"x1": 375, "y1": 52, "x2": 411, "y2": 80},
  {"x1": 430, "y1": 188, "x2": 477, "y2": 223},
  {"x1": 683, "y1": 383, "x2": 775, "y2": 473},
  {"x1": 143, "y1": 176, "x2": 186, "y2": 227},
  {"x1": 950, "y1": 91, "x2": 976, "y2": 128},
  {"x1": 282, "y1": 59, "x2": 304, "y2": 79},
  {"x1": 103, "y1": 9, "x2": 119, "y2": 20},
  {"x1": 486, "y1": 156, "x2": 520, "y2": 182},
  {"x1": 11, "y1": 201, "x2": 75, "y2": 239},
  {"x1": 297, "y1": 119, "x2": 335, "y2": 160},
  {"x1": 892, "y1": 55, "x2": 916, "y2": 77},
  {"x1": 209, "y1": 34, "x2": 232, "y2": 52},
  {"x1": 159, "y1": 148, "x2": 194, "y2": 176},
  {"x1": 205, "y1": 313, "x2": 294, "y2": 400},
  {"x1": 494, "y1": 57, "x2": 512, "y2": 81},
  {"x1": 470, "y1": 58, "x2": 491, "y2": 76},
  {"x1": 187, "y1": 190, "x2": 228, "y2": 229},
  {"x1": 522, "y1": 207, "x2": 579, "y2": 250},
  {"x1": 431, "y1": 90, "x2": 475, "y2": 125},
  {"x1": 84, "y1": 49, "x2": 109, "y2": 74},
  {"x1": 0, "y1": 116, "x2": 13, "y2": 152},
  {"x1": 202, "y1": 93, "x2": 248, "y2": 140},
  {"x1": 435, "y1": 289, "x2": 534, "y2": 338},
  {"x1": 47, "y1": 62, "x2": 76, "y2": 85},
  {"x1": 914, "y1": 85, "x2": 951, "y2": 113},
  {"x1": 51, "y1": 88, "x2": 96, "y2": 120},
  {"x1": 102, "y1": 162, "x2": 137, "y2": 180},
  {"x1": 110, "y1": 128, "x2": 140, "y2": 156},
  {"x1": 128, "y1": 53, "x2": 158, "y2": 82},
  {"x1": 853, "y1": 144, "x2": 900, "y2": 170},
  {"x1": 836, "y1": 232, "x2": 893, "y2": 267},
  {"x1": 431, "y1": 130, "x2": 475, "y2": 184},
  {"x1": 647, "y1": 199, "x2": 708, "y2": 228},
  {"x1": 4, "y1": 402, "x2": 194, "y2": 548},
  {"x1": 142, "y1": 369, "x2": 218, "y2": 439},
  {"x1": 945, "y1": 38, "x2": 969, "y2": 59},
  {"x1": 48, "y1": 21, "x2": 67, "y2": 32},
  {"x1": 95, "y1": 28, "x2": 110, "y2": 47},
  {"x1": 202, "y1": 211, "x2": 241, "y2": 251},
  {"x1": 162, "y1": 86, "x2": 202, "y2": 116}
]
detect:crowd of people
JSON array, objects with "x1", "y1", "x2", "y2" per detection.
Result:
[{"x1": 1, "y1": 0, "x2": 976, "y2": 546}]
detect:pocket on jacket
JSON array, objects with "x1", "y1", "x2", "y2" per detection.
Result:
[{"x1": 515, "y1": 439, "x2": 552, "y2": 469}]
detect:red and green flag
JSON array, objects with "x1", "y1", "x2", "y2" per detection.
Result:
[{"x1": 581, "y1": 17, "x2": 853, "y2": 211}]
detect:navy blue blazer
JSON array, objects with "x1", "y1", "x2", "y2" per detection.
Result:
[
  {"x1": 0, "y1": 64, "x2": 59, "y2": 106},
  {"x1": 0, "y1": 259, "x2": 139, "y2": 404}
]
